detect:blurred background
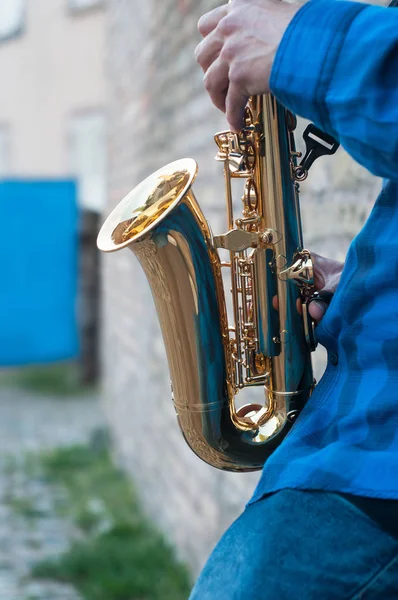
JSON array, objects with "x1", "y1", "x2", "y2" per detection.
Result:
[{"x1": 0, "y1": 0, "x2": 381, "y2": 599}]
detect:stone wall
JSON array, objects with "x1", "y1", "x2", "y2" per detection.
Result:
[{"x1": 102, "y1": 0, "x2": 382, "y2": 576}]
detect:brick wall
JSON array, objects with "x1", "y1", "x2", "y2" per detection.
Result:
[{"x1": 102, "y1": 0, "x2": 382, "y2": 576}]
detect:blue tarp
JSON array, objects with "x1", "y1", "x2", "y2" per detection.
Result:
[{"x1": 0, "y1": 180, "x2": 79, "y2": 366}]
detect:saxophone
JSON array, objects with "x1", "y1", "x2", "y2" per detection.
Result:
[{"x1": 97, "y1": 94, "x2": 338, "y2": 472}]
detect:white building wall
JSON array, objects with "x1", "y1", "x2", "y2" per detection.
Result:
[{"x1": 0, "y1": 0, "x2": 107, "y2": 180}]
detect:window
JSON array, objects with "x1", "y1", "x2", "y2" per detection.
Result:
[
  {"x1": 0, "y1": 126, "x2": 11, "y2": 177},
  {"x1": 68, "y1": 0, "x2": 104, "y2": 11},
  {"x1": 69, "y1": 112, "x2": 107, "y2": 213},
  {"x1": 0, "y1": 0, "x2": 25, "y2": 41}
]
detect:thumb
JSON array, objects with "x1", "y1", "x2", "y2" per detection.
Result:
[
  {"x1": 308, "y1": 300, "x2": 327, "y2": 323},
  {"x1": 308, "y1": 290, "x2": 334, "y2": 323}
]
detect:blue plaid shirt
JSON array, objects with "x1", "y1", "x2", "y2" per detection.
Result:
[{"x1": 251, "y1": 0, "x2": 398, "y2": 502}]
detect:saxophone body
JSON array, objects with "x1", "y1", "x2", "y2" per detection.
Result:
[{"x1": 97, "y1": 94, "x2": 317, "y2": 472}]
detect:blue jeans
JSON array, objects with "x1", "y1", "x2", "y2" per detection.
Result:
[{"x1": 189, "y1": 490, "x2": 398, "y2": 599}]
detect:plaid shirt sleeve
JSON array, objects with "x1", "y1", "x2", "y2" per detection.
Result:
[{"x1": 270, "y1": 0, "x2": 398, "y2": 181}]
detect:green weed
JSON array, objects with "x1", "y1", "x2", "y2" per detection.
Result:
[
  {"x1": 31, "y1": 441, "x2": 191, "y2": 600},
  {"x1": 0, "y1": 362, "x2": 96, "y2": 397}
]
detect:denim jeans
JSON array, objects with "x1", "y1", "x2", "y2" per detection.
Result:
[{"x1": 189, "y1": 490, "x2": 398, "y2": 600}]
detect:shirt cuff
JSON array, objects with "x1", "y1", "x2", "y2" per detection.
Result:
[{"x1": 270, "y1": 0, "x2": 368, "y2": 134}]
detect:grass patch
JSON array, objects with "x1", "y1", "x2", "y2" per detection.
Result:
[
  {"x1": 31, "y1": 440, "x2": 192, "y2": 600},
  {"x1": 34, "y1": 524, "x2": 191, "y2": 600},
  {"x1": 0, "y1": 362, "x2": 95, "y2": 397},
  {"x1": 6, "y1": 496, "x2": 48, "y2": 519}
]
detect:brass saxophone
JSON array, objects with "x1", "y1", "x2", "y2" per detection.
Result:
[{"x1": 97, "y1": 94, "x2": 338, "y2": 472}]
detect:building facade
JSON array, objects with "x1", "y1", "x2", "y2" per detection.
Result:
[
  {"x1": 0, "y1": 0, "x2": 108, "y2": 380},
  {"x1": 103, "y1": 0, "x2": 382, "y2": 576},
  {"x1": 0, "y1": 0, "x2": 107, "y2": 204}
]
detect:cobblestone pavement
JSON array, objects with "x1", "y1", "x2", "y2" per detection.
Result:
[{"x1": 0, "y1": 386, "x2": 105, "y2": 600}]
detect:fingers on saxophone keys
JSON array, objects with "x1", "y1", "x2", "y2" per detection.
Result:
[
  {"x1": 272, "y1": 295, "x2": 303, "y2": 317},
  {"x1": 197, "y1": 4, "x2": 229, "y2": 38},
  {"x1": 203, "y1": 58, "x2": 229, "y2": 113},
  {"x1": 226, "y1": 81, "x2": 248, "y2": 133}
]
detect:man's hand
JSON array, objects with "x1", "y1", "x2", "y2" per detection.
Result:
[
  {"x1": 195, "y1": 0, "x2": 301, "y2": 132},
  {"x1": 308, "y1": 253, "x2": 344, "y2": 323}
]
